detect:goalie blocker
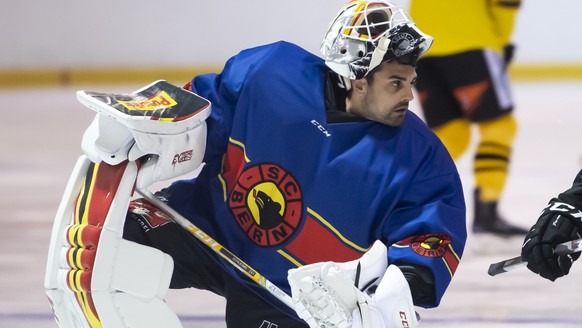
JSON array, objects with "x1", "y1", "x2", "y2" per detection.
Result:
[{"x1": 44, "y1": 81, "x2": 211, "y2": 328}]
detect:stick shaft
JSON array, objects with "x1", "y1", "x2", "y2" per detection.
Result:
[
  {"x1": 136, "y1": 189, "x2": 296, "y2": 309},
  {"x1": 487, "y1": 256, "x2": 526, "y2": 276},
  {"x1": 488, "y1": 237, "x2": 582, "y2": 276}
]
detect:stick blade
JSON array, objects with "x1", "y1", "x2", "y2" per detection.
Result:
[
  {"x1": 488, "y1": 261, "x2": 507, "y2": 276},
  {"x1": 487, "y1": 238, "x2": 582, "y2": 276},
  {"x1": 487, "y1": 256, "x2": 526, "y2": 276}
]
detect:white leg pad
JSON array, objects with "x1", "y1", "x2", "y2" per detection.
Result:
[
  {"x1": 92, "y1": 229, "x2": 173, "y2": 298},
  {"x1": 92, "y1": 230, "x2": 180, "y2": 327},
  {"x1": 117, "y1": 293, "x2": 179, "y2": 325},
  {"x1": 45, "y1": 156, "x2": 183, "y2": 328}
]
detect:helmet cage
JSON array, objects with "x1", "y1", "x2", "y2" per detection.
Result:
[{"x1": 321, "y1": 1, "x2": 433, "y2": 80}]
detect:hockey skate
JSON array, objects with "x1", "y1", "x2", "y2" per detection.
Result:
[{"x1": 472, "y1": 188, "x2": 528, "y2": 237}]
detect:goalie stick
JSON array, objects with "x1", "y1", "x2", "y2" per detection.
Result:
[
  {"x1": 135, "y1": 189, "x2": 317, "y2": 325},
  {"x1": 488, "y1": 237, "x2": 582, "y2": 276}
]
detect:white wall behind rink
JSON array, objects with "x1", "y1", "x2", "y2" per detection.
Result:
[{"x1": 2, "y1": 0, "x2": 580, "y2": 70}]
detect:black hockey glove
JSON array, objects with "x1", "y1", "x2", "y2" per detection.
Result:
[{"x1": 521, "y1": 201, "x2": 582, "y2": 281}]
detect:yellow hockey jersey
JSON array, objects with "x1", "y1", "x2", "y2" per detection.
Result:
[{"x1": 409, "y1": 0, "x2": 521, "y2": 56}]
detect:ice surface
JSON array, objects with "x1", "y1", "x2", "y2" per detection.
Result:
[{"x1": 1, "y1": 81, "x2": 581, "y2": 327}]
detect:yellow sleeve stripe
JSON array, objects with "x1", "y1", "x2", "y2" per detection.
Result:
[{"x1": 277, "y1": 249, "x2": 304, "y2": 267}]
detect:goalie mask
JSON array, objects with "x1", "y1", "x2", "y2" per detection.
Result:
[{"x1": 321, "y1": 0, "x2": 433, "y2": 81}]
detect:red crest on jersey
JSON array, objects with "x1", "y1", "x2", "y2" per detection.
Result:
[{"x1": 228, "y1": 163, "x2": 303, "y2": 246}]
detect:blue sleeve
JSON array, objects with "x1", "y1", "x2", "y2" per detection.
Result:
[{"x1": 382, "y1": 132, "x2": 466, "y2": 308}]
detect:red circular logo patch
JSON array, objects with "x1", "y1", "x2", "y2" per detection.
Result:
[
  {"x1": 410, "y1": 234, "x2": 451, "y2": 257},
  {"x1": 228, "y1": 163, "x2": 303, "y2": 246}
]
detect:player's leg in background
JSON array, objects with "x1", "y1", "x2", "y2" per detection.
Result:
[
  {"x1": 473, "y1": 113, "x2": 527, "y2": 235},
  {"x1": 432, "y1": 119, "x2": 471, "y2": 160},
  {"x1": 415, "y1": 56, "x2": 470, "y2": 160},
  {"x1": 469, "y1": 49, "x2": 528, "y2": 236}
]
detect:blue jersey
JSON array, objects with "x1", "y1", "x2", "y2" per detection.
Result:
[{"x1": 166, "y1": 41, "x2": 466, "y2": 311}]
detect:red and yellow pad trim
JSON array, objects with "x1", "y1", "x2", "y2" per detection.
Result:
[{"x1": 62, "y1": 161, "x2": 129, "y2": 328}]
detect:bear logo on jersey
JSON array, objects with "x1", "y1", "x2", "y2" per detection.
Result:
[
  {"x1": 253, "y1": 189, "x2": 284, "y2": 229},
  {"x1": 229, "y1": 163, "x2": 303, "y2": 247},
  {"x1": 410, "y1": 233, "x2": 451, "y2": 257}
]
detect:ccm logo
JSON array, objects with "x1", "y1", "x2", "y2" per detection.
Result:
[
  {"x1": 172, "y1": 150, "x2": 193, "y2": 164},
  {"x1": 311, "y1": 119, "x2": 331, "y2": 137},
  {"x1": 399, "y1": 311, "x2": 410, "y2": 328}
]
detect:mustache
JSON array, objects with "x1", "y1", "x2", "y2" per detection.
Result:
[{"x1": 395, "y1": 101, "x2": 409, "y2": 109}]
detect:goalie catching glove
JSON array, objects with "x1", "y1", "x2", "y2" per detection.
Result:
[
  {"x1": 521, "y1": 200, "x2": 582, "y2": 281},
  {"x1": 79, "y1": 80, "x2": 211, "y2": 189},
  {"x1": 288, "y1": 241, "x2": 418, "y2": 328}
]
